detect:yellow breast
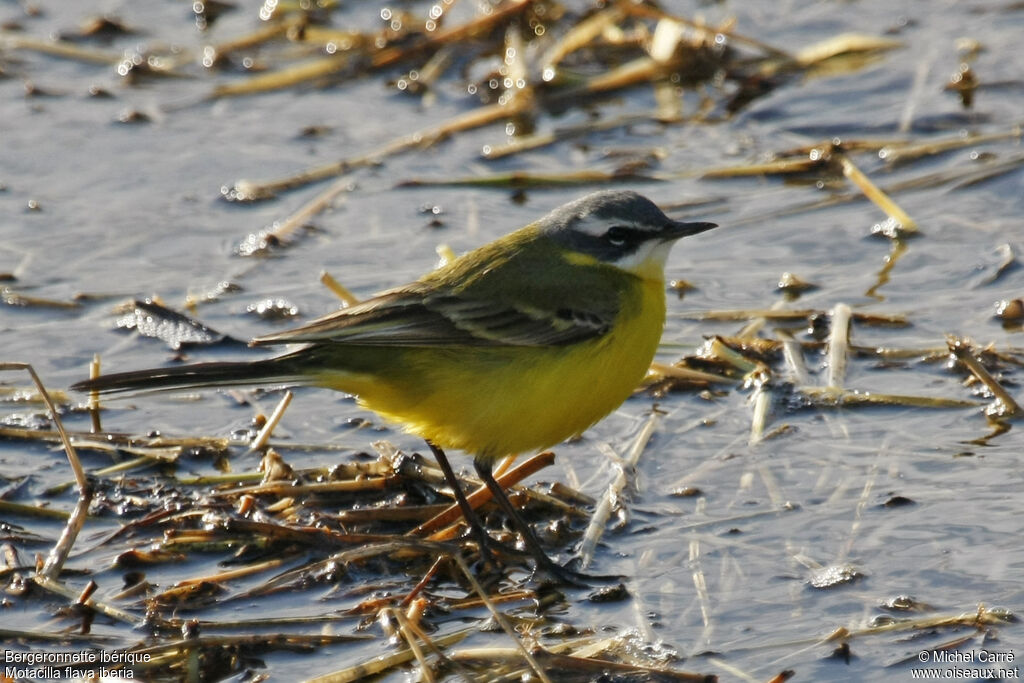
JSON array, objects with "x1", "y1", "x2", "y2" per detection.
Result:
[{"x1": 334, "y1": 277, "x2": 666, "y2": 462}]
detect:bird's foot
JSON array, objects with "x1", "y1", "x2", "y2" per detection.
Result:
[{"x1": 532, "y1": 555, "x2": 624, "y2": 588}]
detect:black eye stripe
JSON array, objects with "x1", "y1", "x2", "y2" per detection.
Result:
[
  {"x1": 545, "y1": 220, "x2": 653, "y2": 261},
  {"x1": 605, "y1": 226, "x2": 643, "y2": 244}
]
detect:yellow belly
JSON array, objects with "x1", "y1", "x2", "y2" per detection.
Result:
[{"x1": 321, "y1": 280, "x2": 666, "y2": 462}]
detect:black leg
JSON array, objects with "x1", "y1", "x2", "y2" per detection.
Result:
[
  {"x1": 426, "y1": 441, "x2": 497, "y2": 567},
  {"x1": 474, "y1": 458, "x2": 593, "y2": 587}
]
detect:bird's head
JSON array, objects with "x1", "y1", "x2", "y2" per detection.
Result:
[{"x1": 538, "y1": 190, "x2": 716, "y2": 279}]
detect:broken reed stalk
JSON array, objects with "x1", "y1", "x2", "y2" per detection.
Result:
[
  {"x1": 212, "y1": 476, "x2": 391, "y2": 498},
  {"x1": 453, "y1": 554, "x2": 553, "y2": 683},
  {"x1": 393, "y1": 605, "x2": 445, "y2": 660},
  {"x1": 32, "y1": 574, "x2": 147, "y2": 628},
  {"x1": 399, "y1": 557, "x2": 445, "y2": 609},
  {"x1": 383, "y1": 607, "x2": 435, "y2": 683},
  {"x1": 826, "y1": 304, "x2": 852, "y2": 390},
  {"x1": 88, "y1": 354, "x2": 102, "y2": 433},
  {"x1": 247, "y1": 389, "x2": 293, "y2": 453},
  {"x1": 172, "y1": 557, "x2": 288, "y2": 589},
  {"x1": 229, "y1": 92, "x2": 535, "y2": 200},
  {"x1": 0, "y1": 424, "x2": 233, "y2": 454},
  {"x1": 371, "y1": 0, "x2": 533, "y2": 70},
  {"x1": 800, "y1": 387, "x2": 981, "y2": 409},
  {"x1": 865, "y1": 238, "x2": 907, "y2": 301},
  {"x1": 539, "y1": 5, "x2": 626, "y2": 71},
  {"x1": 206, "y1": 15, "x2": 300, "y2": 60},
  {"x1": 397, "y1": 168, "x2": 661, "y2": 188},
  {"x1": 268, "y1": 175, "x2": 353, "y2": 243},
  {"x1": 0, "y1": 499, "x2": 72, "y2": 520},
  {"x1": 738, "y1": 301, "x2": 786, "y2": 447},
  {"x1": 305, "y1": 628, "x2": 472, "y2": 683},
  {"x1": 492, "y1": 453, "x2": 518, "y2": 478},
  {"x1": 947, "y1": 336, "x2": 1022, "y2": 417},
  {"x1": 688, "y1": 535, "x2": 714, "y2": 650},
  {"x1": 45, "y1": 449, "x2": 237, "y2": 496},
  {"x1": 0, "y1": 364, "x2": 85, "y2": 490},
  {"x1": 0, "y1": 363, "x2": 90, "y2": 584},
  {"x1": 532, "y1": 649, "x2": 716, "y2": 682},
  {"x1": 777, "y1": 329, "x2": 812, "y2": 385},
  {"x1": 838, "y1": 444, "x2": 885, "y2": 563},
  {"x1": 649, "y1": 361, "x2": 740, "y2": 385},
  {"x1": 704, "y1": 657, "x2": 765, "y2": 682},
  {"x1": 320, "y1": 270, "x2": 360, "y2": 306},
  {"x1": 1, "y1": 33, "x2": 121, "y2": 64},
  {"x1": 749, "y1": 385, "x2": 771, "y2": 445},
  {"x1": 679, "y1": 308, "x2": 907, "y2": 326},
  {"x1": 412, "y1": 451, "x2": 556, "y2": 538},
  {"x1": 793, "y1": 32, "x2": 905, "y2": 68},
  {"x1": 449, "y1": 637, "x2": 717, "y2": 681},
  {"x1": 222, "y1": 5, "x2": 749, "y2": 198},
  {"x1": 879, "y1": 126, "x2": 1023, "y2": 165},
  {"x1": 434, "y1": 243, "x2": 457, "y2": 267},
  {"x1": 579, "y1": 411, "x2": 660, "y2": 569},
  {"x1": 210, "y1": 53, "x2": 352, "y2": 98},
  {"x1": 830, "y1": 604, "x2": 1012, "y2": 641},
  {"x1": 481, "y1": 113, "x2": 653, "y2": 160},
  {"x1": 628, "y1": 2, "x2": 794, "y2": 61},
  {"x1": 237, "y1": 538, "x2": 457, "y2": 601}
]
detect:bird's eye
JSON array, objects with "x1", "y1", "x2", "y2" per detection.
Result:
[{"x1": 605, "y1": 226, "x2": 632, "y2": 246}]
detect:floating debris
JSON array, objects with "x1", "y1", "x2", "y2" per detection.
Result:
[
  {"x1": 114, "y1": 298, "x2": 240, "y2": 349},
  {"x1": 245, "y1": 297, "x2": 300, "y2": 320},
  {"x1": 2, "y1": 289, "x2": 80, "y2": 309},
  {"x1": 60, "y1": 15, "x2": 139, "y2": 42},
  {"x1": 809, "y1": 563, "x2": 863, "y2": 589},
  {"x1": 947, "y1": 336, "x2": 1022, "y2": 417},
  {"x1": 777, "y1": 271, "x2": 817, "y2": 296},
  {"x1": 994, "y1": 298, "x2": 1024, "y2": 323}
]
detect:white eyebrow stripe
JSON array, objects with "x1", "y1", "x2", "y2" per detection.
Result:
[{"x1": 570, "y1": 214, "x2": 617, "y2": 237}]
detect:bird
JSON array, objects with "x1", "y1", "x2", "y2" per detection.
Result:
[{"x1": 72, "y1": 190, "x2": 716, "y2": 582}]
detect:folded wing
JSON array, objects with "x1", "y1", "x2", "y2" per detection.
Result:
[{"x1": 252, "y1": 286, "x2": 615, "y2": 348}]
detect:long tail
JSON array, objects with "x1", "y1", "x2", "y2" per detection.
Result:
[{"x1": 71, "y1": 354, "x2": 308, "y2": 395}]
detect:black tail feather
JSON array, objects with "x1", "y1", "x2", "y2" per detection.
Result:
[{"x1": 71, "y1": 357, "x2": 301, "y2": 395}]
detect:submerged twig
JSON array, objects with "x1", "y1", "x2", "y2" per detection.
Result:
[
  {"x1": 33, "y1": 574, "x2": 149, "y2": 628},
  {"x1": 306, "y1": 628, "x2": 472, "y2": 683},
  {"x1": 227, "y1": 93, "x2": 535, "y2": 200},
  {"x1": 947, "y1": 336, "x2": 1022, "y2": 417},
  {"x1": 679, "y1": 308, "x2": 908, "y2": 326},
  {"x1": 1, "y1": 32, "x2": 121, "y2": 65},
  {"x1": 800, "y1": 387, "x2": 981, "y2": 409}
]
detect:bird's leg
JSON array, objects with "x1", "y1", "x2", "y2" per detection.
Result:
[
  {"x1": 425, "y1": 441, "x2": 498, "y2": 569},
  {"x1": 473, "y1": 459, "x2": 596, "y2": 587}
]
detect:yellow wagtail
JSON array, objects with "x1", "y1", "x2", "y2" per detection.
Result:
[{"x1": 73, "y1": 190, "x2": 716, "y2": 581}]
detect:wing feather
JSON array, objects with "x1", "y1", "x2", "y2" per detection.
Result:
[
  {"x1": 252, "y1": 287, "x2": 613, "y2": 348},
  {"x1": 253, "y1": 234, "x2": 624, "y2": 348}
]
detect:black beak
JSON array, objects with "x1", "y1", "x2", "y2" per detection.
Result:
[{"x1": 664, "y1": 219, "x2": 718, "y2": 239}]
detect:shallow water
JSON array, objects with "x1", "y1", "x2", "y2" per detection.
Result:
[{"x1": 2, "y1": 1, "x2": 1023, "y2": 680}]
